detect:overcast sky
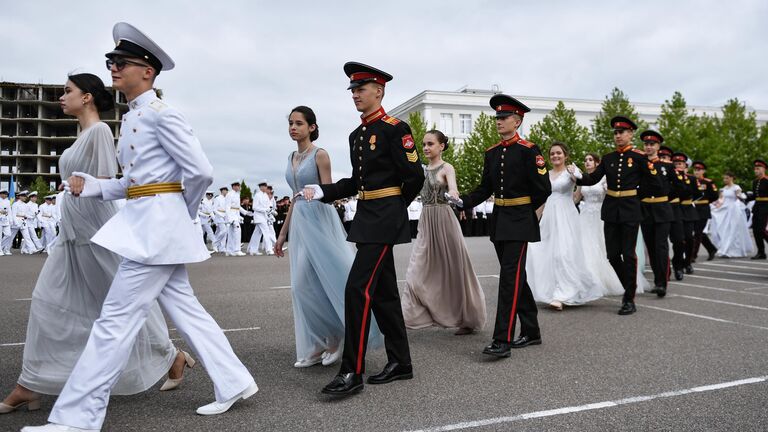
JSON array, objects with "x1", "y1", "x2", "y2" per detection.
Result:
[{"x1": 2, "y1": 0, "x2": 766, "y2": 197}]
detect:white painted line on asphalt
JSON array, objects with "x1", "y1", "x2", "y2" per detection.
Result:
[
  {"x1": 683, "y1": 274, "x2": 765, "y2": 285},
  {"x1": 14, "y1": 298, "x2": 32, "y2": 301},
  {"x1": 671, "y1": 294, "x2": 768, "y2": 312},
  {"x1": 0, "y1": 342, "x2": 25, "y2": 347},
  {"x1": 405, "y1": 375, "x2": 768, "y2": 432},
  {"x1": 697, "y1": 262, "x2": 768, "y2": 271},
  {"x1": 269, "y1": 285, "x2": 292, "y2": 290},
  {"x1": 669, "y1": 281, "x2": 768, "y2": 297},
  {"x1": 744, "y1": 286, "x2": 768, "y2": 291},
  {"x1": 633, "y1": 302, "x2": 768, "y2": 331},
  {"x1": 731, "y1": 259, "x2": 768, "y2": 265},
  {"x1": 691, "y1": 267, "x2": 768, "y2": 278}
]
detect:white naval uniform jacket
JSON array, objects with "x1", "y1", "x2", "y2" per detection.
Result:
[
  {"x1": 251, "y1": 191, "x2": 270, "y2": 224},
  {"x1": 198, "y1": 197, "x2": 214, "y2": 224},
  {"x1": 38, "y1": 203, "x2": 56, "y2": 227},
  {"x1": 26, "y1": 202, "x2": 40, "y2": 228},
  {"x1": 91, "y1": 89, "x2": 212, "y2": 265},
  {"x1": 11, "y1": 201, "x2": 26, "y2": 228},
  {"x1": 0, "y1": 198, "x2": 10, "y2": 227},
  {"x1": 225, "y1": 190, "x2": 245, "y2": 225},
  {"x1": 213, "y1": 195, "x2": 228, "y2": 225}
]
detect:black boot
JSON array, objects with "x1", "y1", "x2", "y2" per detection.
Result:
[
  {"x1": 482, "y1": 340, "x2": 512, "y2": 358},
  {"x1": 707, "y1": 251, "x2": 716, "y2": 261},
  {"x1": 321, "y1": 373, "x2": 363, "y2": 395},
  {"x1": 685, "y1": 265, "x2": 694, "y2": 274},
  {"x1": 656, "y1": 286, "x2": 667, "y2": 298},
  {"x1": 674, "y1": 269, "x2": 684, "y2": 280},
  {"x1": 751, "y1": 253, "x2": 767, "y2": 260},
  {"x1": 510, "y1": 335, "x2": 542, "y2": 348},
  {"x1": 618, "y1": 302, "x2": 637, "y2": 315}
]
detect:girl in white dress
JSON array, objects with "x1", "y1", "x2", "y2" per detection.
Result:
[
  {"x1": 1, "y1": 74, "x2": 188, "y2": 414},
  {"x1": 708, "y1": 172, "x2": 754, "y2": 257},
  {"x1": 527, "y1": 143, "x2": 603, "y2": 309}
]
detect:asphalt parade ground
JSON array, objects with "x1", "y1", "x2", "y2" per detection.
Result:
[{"x1": 2, "y1": 237, "x2": 767, "y2": 431}]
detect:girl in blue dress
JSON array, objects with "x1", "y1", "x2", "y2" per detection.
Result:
[{"x1": 274, "y1": 106, "x2": 381, "y2": 367}]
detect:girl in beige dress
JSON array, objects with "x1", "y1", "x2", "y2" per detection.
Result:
[{"x1": 402, "y1": 130, "x2": 487, "y2": 335}]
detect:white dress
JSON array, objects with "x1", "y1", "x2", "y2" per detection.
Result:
[
  {"x1": 577, "y1": 177, "x2": 648, "y2": 295},
  {"x1": 18, "y1": 122, "x2": 175, "y2": 395},
  {"x1": 708, "y1": 185, "x2": 754, "y2": 257},
  {"x1": 527, "y1": 171, "x2": 603, "y2": 305}
]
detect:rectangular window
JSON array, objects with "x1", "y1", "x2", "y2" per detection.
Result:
[
  {"x1": 460, "y1": 114, "x2": 472, "y2": 134},
  {"x1": 440, "y1": 113, "x2": 454, "y2": 135}
]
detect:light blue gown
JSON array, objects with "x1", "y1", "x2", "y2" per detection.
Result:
[{"x1": 285, "y1": 147, "x2": 382, "y2": 361}]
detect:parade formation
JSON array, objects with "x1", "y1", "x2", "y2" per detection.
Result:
[{"x1": 1, "y1": 21, "x2": 767, "y2": 432}]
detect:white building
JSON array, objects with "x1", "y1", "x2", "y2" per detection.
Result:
[{"x1": 389, "y1": 87, "x2": 768, "y2": 145}]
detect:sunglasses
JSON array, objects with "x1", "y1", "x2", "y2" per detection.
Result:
[{"x1": 106, "y1": 58, "x2": 152, "y2": 71}]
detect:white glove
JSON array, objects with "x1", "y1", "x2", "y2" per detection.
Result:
[
  {"x1": 567, "y1": 164, "x2": 583, "y2": 180},
  {"x1": 303, "y1": 184, "x2": 324, "y2": 200},
  {"x1": 444, "y1": 192, "x2": 464, "y2": 208},
  {"x1": 63, "y1": 171, "x2": 103, "y2": 198}
]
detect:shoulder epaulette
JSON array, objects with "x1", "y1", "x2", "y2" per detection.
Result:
[
  {"x1": 149, "y1": 100, "x2": 167, "y2": 112},
  {"x1": 702, "y1": 177, "x2": 712, "y2": 182},
  {"x1": 486, "y1": 142, "x2": 502, "y2": 152},
  {"x1": 517, "y1": 139, "x2": 534, "y2": 148},
  {"x1": 631, "y1": 148, "x2": 645, "y2": 155},
  {"x1": 381, "y1": 115, "x2": 401, "y2": 125}
]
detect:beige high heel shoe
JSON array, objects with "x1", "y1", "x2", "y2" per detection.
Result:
[
  {"x1": 159, "y1": 350, "x2": 196, "y2": 391},
  {"x1": 0, "y1": 398, "x2": 41, "y2": 414}
]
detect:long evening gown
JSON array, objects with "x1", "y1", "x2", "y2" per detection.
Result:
[
  {"x1": 402, "y1": 163, "x2": 486, "y2": 330},
  {"x1": 285, "y1": 147, "x2": 382, "y2": 361},
  {"x1": 18, "y1": 121, "x2": 175, "y2": 395},
  {"x1": 527, "y1": 170, "x2": 603, "y2": 305},
  {"x1": 708, "y1": 185, "x2": 754, "y2": 257}
]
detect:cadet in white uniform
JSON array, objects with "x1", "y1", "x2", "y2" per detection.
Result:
[
  {"x1": 0, "y1": 189, "x2": 11, "y2": 255},
  {"x1": 212, "y1": 186, "x2": 229, "y2": 253},
  {"x1": 225, "y1": 182, "x2": 247, "y2": 256},
  {"x1": 11, "y1": 191, "x2": 35, "y2": 254},
  {"x1": 198, "y1": 190, "x2": 216, "y2": 249},
  {"x1": 247, "y1": 181, "x2": 273, "y2": 255},
  {"x1": 23, "y1": 191, "x2": 44, "y2": 254},
  {"x1": 23, "y1": 22, "x2": 257, "y2": 432},
  {"x1": 38, "y1": 195, "x2": 58, "y2": 252},
  {"x1": 263, "y1": 185, "x2": 277, "y2": 254}
]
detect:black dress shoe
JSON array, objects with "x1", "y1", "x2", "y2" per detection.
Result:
[
  {"x1": 656, "y1": 286, "x2": 667, "y2": 298},
  {"x1": 707, "y1": 251, "x2": 716, "y2": 261},
  {"x1": 674, "y1": 269, "x2": 684, "y2": 280},
  {"x1": 685, "y1": 265, "x2": 694, "y2": 275},
  {"x1": 648, "y1": 286, "x2": 660, "y2": 294},
  {"x1": 511, "y1": 335, "x2": 542, "y2": 348},
  {"x1": 321, "y1": 373, "x2": 363, "y2": 395},
  {"x1": 482, "y1": 340, "x2": 512, "y2": 358},
  {"x1": 367, "y1": 362, "x2": 413, "y2": 385},
  {"x1": 751, "y1": 254, "x2": 767, "y2": 260},
  {"x1": 618, "y1": 302, "x2": 637, "y2": 315}
]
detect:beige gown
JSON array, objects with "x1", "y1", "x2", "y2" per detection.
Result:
[{"x1": 402, "y1": 164, "x2": 487, "y2": 330}]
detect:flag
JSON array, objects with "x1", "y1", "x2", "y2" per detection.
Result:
[{"x1": 8, "y1": 175, "x2": 14, "y2": 204}]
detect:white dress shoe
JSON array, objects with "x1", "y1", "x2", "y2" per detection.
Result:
[
  {"x1": 234, "y1": 251, "x2": 246, "y2": 257},
  {"x1": 0, "y1": 397, "x2": 40, "y2": 414},
  {"x1": 321, "y1": 349, "x2": 341, "y2": 366},
  {"x1": 293, "y1": 356, "x2": 323, "y2": 368},
  {"x1": 159, "y1": 350, "x2": 196, "y2": 391},
  {"x1": 196, "y1": 382, "x2": 258, "y2": 416},
  {"x1": 21, "y1": 423, "x2": 99, "y2": 432}
]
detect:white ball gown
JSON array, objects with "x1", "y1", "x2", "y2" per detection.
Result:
[
  {"x1": 527, "y1": 170, "x2": 603, "y2": 305},
  {"x1": 707, "y1": 184, "x2": 755, "y2": 258}
]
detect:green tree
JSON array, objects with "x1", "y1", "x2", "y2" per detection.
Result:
[
  {"x1": 715, "y1": 99, "x2": 760, "y2": 186},
  {"x1": 407, "y1": 111, "x2": 429, "y2": 165},
  {"x1": 591, "y1": 87, "x2": 648, "y2": 151},
  {"x1": 657, "y1": 92, "x2": 703, "y2": 157},
  {"x1": 454, "y1": 112, "x2": 500, "y2": 194},
  {"x1": 240, "y1": 179, "x2": 252, "y2": 201},
  {"x1": 28, "y1": 176, "x2": 54, "y2": 199},
  {"x1": 528, "y1": 101, "x2": 598, "y2": 167}
]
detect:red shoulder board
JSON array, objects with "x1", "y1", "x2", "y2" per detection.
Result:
[
  {"x1": 647, "y1": 161, "x2": 655, "y2": 170},
  {"x1": 486, "y1": 142, "x2": 502, "y2": 152},
  {"x1": 702, "y1": 177, "x2": 712, "y2": 182},
  {"x1": 517, "y1": 139, "x2": 534, "y2": 148},
  {"x1": 402, "y1": 134, "x2": 415, "y2": 149},
  {"x1": 536, "y1": 155, "x2": 545, "y2": 167},
  {"x1": 382, "y1": 115, "x2": 401, "y2": 125},
  {"x1": 632, "y1": 148, "x2": 645, "y2": 155}
]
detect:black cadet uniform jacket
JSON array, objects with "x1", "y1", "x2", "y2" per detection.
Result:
[
  {"x1": 578, "y1": 145, "x2": 662, "y2": 223},
  {"x1": 677, "y1": 172, "x2": 700, "y2": 222},
  {"x1": 694, "y1": 177, "x2": 719, "y2": 220},
  {"x1": 320, "y1": 108, "x2": 424, "y2": 245},
  {"x1": 461, "y1": 133, "x2": 551, "y2": 243},
  {"x1": 639, "y1": 157, "x2": 677, "y2": 224},
  {"x1": 748, "y1": 176, "x2": 768, "y2": 211}
]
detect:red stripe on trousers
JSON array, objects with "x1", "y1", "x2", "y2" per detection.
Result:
[
  {"x1": 666, "y1": 257, "x2": 670, "y2": 282},
  {"x1": 356, "y1": 245, "x2": 389, "y2": 374},
  {"x1": 507, "y1": 243, "x2": 527, "y2": 342}
]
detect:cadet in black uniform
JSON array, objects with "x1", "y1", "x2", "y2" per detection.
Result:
[
  {"x1": 639, "y1": 131, "x2": 678, "y2": 297},
  {"x1": 458, "y1": 94, "x2": 551, "y2": 358},
  {"x1": 749, "y1": 159, "x2": 768, "y2": 259},
  {"x1": 304, "y1": 62, "x2": 424, "y2": 395},
  {"x1": 691, "y1": 161, "x2": 719, "y2": 262},
  {"x1": 571, "y1": 116, "x2": 661, "y2": 315},
  {"x1": 672, "y1": 152, "x2": 698, "y2": 275},
  {"x1": 660, "y1": 147, "x2": 684, "y2": 280}
]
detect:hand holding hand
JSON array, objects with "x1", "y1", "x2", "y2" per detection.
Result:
[
  {"x1": 444, "y1": 192, "x2": 464, "y2": 208},
  {"x1": 64, "y1": 172, "x2": 103, "y2": 198},
  {"x1": 302, "y1": 185, "x2": 324, "y2": 201}
]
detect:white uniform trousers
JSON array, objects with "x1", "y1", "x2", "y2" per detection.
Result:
[
  {"x1": 19, "y1": 224, "x2": 38, "y2": 254},
  {"x1": 247, "y1": 220, "x2": 272, "y2": 254},
  {"x1": 213, "y1": 222, "x2": 229, "y2": 251},
  {"x1": 226, "y1": 222, "x2": 242, "y2": 253},
  {"x1": 40, "y1": 221, "x2": 57, "y2": 251},
  {"x1": 201, "y1": 221, "x2": 215, "y2": 245},
  {"x1": 0, "y1": 225, "x2": 11, "y2": 253},
  {"x1": 262, "y1": 223, "x2": 276, "y2": 252},
  {"x1": 48, "y1": 259, "x2": 255, "y2": 430}
]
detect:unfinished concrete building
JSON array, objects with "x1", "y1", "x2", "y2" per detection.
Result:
[{"x1": 0, "y1": 82, "x2": 128, "y2": 191}]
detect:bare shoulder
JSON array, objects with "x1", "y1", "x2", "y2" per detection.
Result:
[{"x1": 441, "y1": 162, "x2": 455, "y2": 173}]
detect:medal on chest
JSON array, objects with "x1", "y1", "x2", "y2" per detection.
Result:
[
  {"x1": 627, "y1": 157, "x2": 633, "y2": 168},
  {"x1": 369, "y1": 135, "x2": 376, "y2": 151}
]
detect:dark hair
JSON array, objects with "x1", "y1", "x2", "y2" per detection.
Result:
[
  {"x1": 67, "y1": 73, "x2": 114, "y2": 112},
  {"x1": 549, "y1": 142, "x2": 569, "y2": 158},
  {"x1": 585, "y1": 152, "x2": 601, "y2": 164},
  {"x1": 290, "y1": 106, "x2": 319, "y2": 141},
  {"x1": 724, "y1": 171, "x2": 735, "y2": 178},
  {"x1": 426, "y1": 129, "x2": 450, "y2": 151}
]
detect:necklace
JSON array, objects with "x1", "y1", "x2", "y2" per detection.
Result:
[{"x1": 293, "y1": 145, "x2": 314, "y2": 167}]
